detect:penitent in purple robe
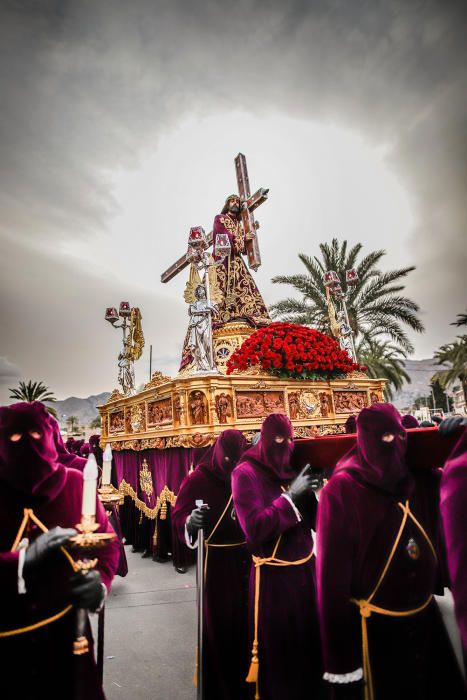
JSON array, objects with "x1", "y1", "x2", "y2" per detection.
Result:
[
  {"x1": 440, "y1": 427, "x2": 467, "y2": 656},
  {"x1": 173, "y1": 430, "x2": 250, "y2": 700},
  {"x1": 0, "y1": 402, "x2": 120, "y2": 700},
  {"x1": 316, "y1": 403, "x2": 465, "y2": 699},
  {"x1": 232, "y1": 414, "x2": 322, "y2": 700}
]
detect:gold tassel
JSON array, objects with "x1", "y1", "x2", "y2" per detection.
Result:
[
  {"x1": 193, "y1": 646, "x2": 198, "y2": 687},
  {"x1": 245, "y1": 640, "x2": 259, "y2": 683}
]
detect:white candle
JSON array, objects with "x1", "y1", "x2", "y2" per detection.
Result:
[
  {"x1": 102, "y1": 444, "x2": 113, "y2": 486},
  {"x1": 82, "y1": 453, "x2": 99, "y2": 517}
]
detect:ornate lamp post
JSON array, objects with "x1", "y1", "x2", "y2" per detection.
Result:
[
  {"x1": 324, "y1": 269, "x2": 358, "y2": 363},
  {"x1": 105, "y1": 301, "x2": 136, "y2": 395}
]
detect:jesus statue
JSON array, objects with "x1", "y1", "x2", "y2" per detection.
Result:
[{"x1": 211, "y1": 194, "x2": 270, "y2": 328}]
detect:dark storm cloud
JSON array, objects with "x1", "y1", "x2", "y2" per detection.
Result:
[{"x1": 0, "y1": 0, "x2": 466, "y2": 397}]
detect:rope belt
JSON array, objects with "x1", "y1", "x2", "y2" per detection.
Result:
[
  {"x1": 203, "y1": 495, "x2": 246, "y2": 578},
  {"x1": 0, "y1": 604, "x2": 73, "y2": 638},
  {"x1": 350, "y1": 499, "x2": 437, "y2": 700},
  {"x1": 246, "y1": 535, "x2": 314, "y2": 700}
]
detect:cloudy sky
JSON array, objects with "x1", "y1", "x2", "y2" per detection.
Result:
[{"x1": 1, "y1": 0, "x2": 466, "y2": 404}]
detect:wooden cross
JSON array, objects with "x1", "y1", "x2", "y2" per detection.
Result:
[{"x1": 160, "y1": 153, "x2": 268, "y2": 283}]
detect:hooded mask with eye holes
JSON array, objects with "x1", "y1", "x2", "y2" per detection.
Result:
[
  {"x1": 0, "y1": 401, "x2": 67, "y2": 501},
  {"x1": 335, "y1": 403, "x2": 408, "y2": 494},
  {"x1": 241, "y1": 413, "x2": 296, "y2": 481},
  {"x1": 197, "y1": 429, "x2": 247, "y2": 481}
]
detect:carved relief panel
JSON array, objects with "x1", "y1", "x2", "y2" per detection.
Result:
[
  {"x1": 189, "y1": 390, "x2": 208, "y2": 425},
  {"x1": 147, "y1": 397, "x2": 173, "y2": 428},
  {"x1": 333, "y1": 391, "x2": 368, "y2": 414},
  {"x1": 130, "y1": 403, "x2": 146, "y2": 433},
  {"x1": 287, "y1": 390, "x2": 321, "y2": 420},
  {"x1": 319, "y1": 392, "x2": 332, "y2": 418},
  {"x1": 109, "y1": 410, "x2": 125, "y2": 433},
  {"x1": 214, "y1": 392, "x2": 233, "y2": 424},
  {"x1": 236, "y1": 391, "x2": 285, "y2": 419}
]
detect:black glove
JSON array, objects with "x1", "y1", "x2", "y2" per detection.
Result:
[
  {"x1": 70, "y1": 570, "x2": 105, "y2": 612},
  {"x1": 186, "y1": 506, "x2": 210, "y2": 538},
  {"x1": 288, "y1": 465, "x2": 317, "y2": 507},
  {"x1": 439, "y1": 415, "x2": 467, "y2": 437},
  {"x1": 24, "y1": 527, "x2": 77, "y2": 576}
]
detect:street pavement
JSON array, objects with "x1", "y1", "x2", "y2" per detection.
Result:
[
  {"x1": 99, "y1": 546, "x2": 465, "y2": 700},
  {"x1": 102, "y1": 546, "x2": 197, "y2": 700}
]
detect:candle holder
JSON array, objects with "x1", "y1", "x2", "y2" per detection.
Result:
[
  {"x1": 98, "y1": 483, "x2": 124, "y2": 508},
  {"x1": 68, "y1": 514, "x2": 116, "y2": 655}
]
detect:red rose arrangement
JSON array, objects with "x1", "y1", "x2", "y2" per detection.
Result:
[{"x1": 226, "y1": 322, "x2": 363, "y2": 380}]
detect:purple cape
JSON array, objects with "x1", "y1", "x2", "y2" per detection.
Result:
[
  {"x1": 440, "y1": 427, "x2": 467, "y2": 653},
  {"x1": 232, "y1": 414, "x2": 322, "y2": 700},
  {"x1": 316, "y1": 403, "x2": 465, "y2": 697},
  {"x1": 173, "y1": 430, "x2": 249, "y2": 699},
  {"x1": 0, "y1": 402, "x2": 120, "y2": 700}
]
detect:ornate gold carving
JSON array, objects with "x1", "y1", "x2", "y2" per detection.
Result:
[
  {"x1": 333, "y1": 390, "x2": 368, "y2": 414},
  {"x1": 293, "y1": 425, "x2": 320, "y2": 439},
  {"x1": 144, "y1": 371, "x2": 172, "y2": 390},
  {"x1": 236, "y1": 390, "x2": 285, "y2": 419},
  {"x1": 147, "y1": 397, "x2": 173, "y2": 427},
  {"x1": 139, "y1": 459, "x2": 153, "y2": 496},
  {"x1": 109, "y1": 410, "x2": 125, "y2": 433},
  {"x1": 119, "y1": 481, "x2": 176, "y2": 520},
  {"x1": 183, "y1": 263, "x2": 203, "y2": 304},
  {"x1": 189, "y1": 390, "x2": 208, "y2": 425},
  {"x1": 129, "y1": 307, "x2": 145, "y2": 361},
  {"x1": 107, "y1": 389, "x2": 124, "y2": 403},
  {"x1": 287, "y1": 390, "x2": 320, "y2": 419},
  {"x1": 130, "y1": 404, "x2": 146, "y2": 433},
  {"x1": 319, "y1": 392, "x2": 332, "y2": 418},
  {"x1": 370, "y1": 391, "x2": 382, "y2": 404},
  {"x1": 215, "y1": 392, "x2": 233, "y2": 423},
  {"x1": 247, "y1": 379, "x2": 270, "y2": 390},
  {"x1": 319, "y1": 424, "x2": 345, "y2": 436}
]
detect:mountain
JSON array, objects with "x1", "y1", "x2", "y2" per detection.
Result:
[
  {"x1": 392, "y1": 358, "x2": 440, "y2": 409},
  {"x1": 47, "y1": 392, "x2": 111, "y2": 427}
]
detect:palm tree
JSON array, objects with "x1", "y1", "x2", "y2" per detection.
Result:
[
  {"x1": 357, "y1": 338, "x2": 410, "y2": 400},
  {"x1": 432, "y1": 330, "x2": 467, "y2": 405},
  {"x1": 270, "y1": 238, "x2": 424, "y2": 354},
  {"x1": 89, "y1": 416, "x2": 102, "y2": 430},
  {"x1": 66, "y1": 416, "x2": 79, "y2": 433},
  {"x1": 9, "y1": 380, "x2": 58, "y2": 418}
]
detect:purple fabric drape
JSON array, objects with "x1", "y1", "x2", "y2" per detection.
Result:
[{"x1": 113, "y1": 447, "x2": 208, "y2": 566}]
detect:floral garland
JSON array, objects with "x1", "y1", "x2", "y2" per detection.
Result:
[{"x1": 226, "y1": 322, "x2": 364, "y2": 380}]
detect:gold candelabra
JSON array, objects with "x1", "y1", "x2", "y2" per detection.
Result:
[{"x1": 68, "y1": 514, "x2": 116, "y2": 655}]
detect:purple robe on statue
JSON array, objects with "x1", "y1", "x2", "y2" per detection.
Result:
[
  {"x1": 232, "y1": 414, "x2": 322, "y2": 700},
  {"x1": 0, "y1": 402, "x2": 120, "y2": 700},
  {"x1": 316, "y1": 403, "x2": 465, "y2": 700},
  {"x1": 440, "y1": 427, "x2": 467, "y2": 655},
  {"x1": 173, "y1": 430, "x2": 250, "y2": 700}
]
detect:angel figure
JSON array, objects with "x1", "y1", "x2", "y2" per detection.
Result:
[
  {"x1": 180, "y1": 260, "x2": 222, "y2": 372},
  {"x1": 118, "y1": 335, "x2": 136, "y2": 395},
  {"x1": 187, "y1": 283, "x2": 218, "y2": 372}
]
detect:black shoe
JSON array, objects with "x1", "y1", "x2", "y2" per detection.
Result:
[
  {"x1": 141, "y1": 549, "x2": 152, "y2": 558},
  {"x1": 175, "y1": 566, "x2": 187, "y2": 574},
  {"x1": 131, "y1": 545, "x2": 143, "y2": 553},
  {"x1": 153, "y1": 554, "x2": 170, "y2": 563}
]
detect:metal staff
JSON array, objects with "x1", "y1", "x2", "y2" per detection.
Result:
[
  {"x1": 195, "y1": 499, "x2": 208, "y2": 699},
  {"x1": 97, "y1": 605, "x2": 105, "y2": 683}
]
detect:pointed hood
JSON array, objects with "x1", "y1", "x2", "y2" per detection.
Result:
[
  {"x1": 242, "y1": 413, "x2": 296, "y2": 481},
  {"x1": 198, "y1": 429, "x2": 247, "y2": 481},
  {"x1": 0, "y1": 401, "x2": 67, "y2": 501},
  {"x1": 335, "y1": 403, "x2": 409, "y2": 494},
  {"x1": 401, "y1": 414, "x2": 420, "y2": 429}
]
